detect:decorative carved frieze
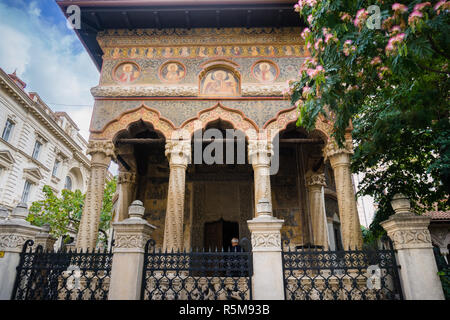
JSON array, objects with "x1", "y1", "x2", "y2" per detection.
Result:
[
  {"x1": 114, "y1": 234, "x2": 150, "y2": 250},
  {"x1": 0, "y1": 234, "x2": 30, "y2": 250},
  {"x1": 323, "y1": 139, "x2": 353, "y2": 163},
  {"x1": 90, "y1": 84, "x2": 287, "y2": 98},
  {"x1": 251, "y1": 232, "x2": 281, "y2": 249}
]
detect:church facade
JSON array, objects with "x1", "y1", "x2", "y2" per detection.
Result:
[{"x1": 57, "y1": 0, "x2": 363, "y2": 253}]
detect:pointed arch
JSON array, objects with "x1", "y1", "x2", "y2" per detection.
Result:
[
  {"x1": 90, "y1": 104, "x2": 176, "y2": 140},
  {"x1": 263, "y1": 107, "x2": 332, "y2": 142},
  {"x1": 180, "y1": 103, "x2": 259, "y2": 139}
]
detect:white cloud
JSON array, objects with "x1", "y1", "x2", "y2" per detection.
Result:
[{"x1": 0, "y1": 2, "x2": 99, "y2": 141}]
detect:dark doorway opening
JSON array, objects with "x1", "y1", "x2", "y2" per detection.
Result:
[{"x1": 204, "y1": 219, "x2": 239, "y2": 251}]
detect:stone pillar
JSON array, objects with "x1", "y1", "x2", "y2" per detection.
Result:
[
  {"x1": 324, "y1": 140, "x2": 363, "y2": 249},
  {"x1": 0, "y1": 203, "x2": 41, "y2": 300},
  {"x1": 108, "y1": 200, "x2": 156, "y2": 300},
  {"x1": 76, "y1": 140, "x2": 114, "y2": 251},
  {"x1": 248, "y1": 140, "x2": 274, "y2": 215},
  {"x1": 381, "y1": 194, "x2": 445, "y2": 300},
  {"x1": 306, "y1": 170, "x2": 329, "y2": 249},
  {"x1": 162, "y1": 140, "x2": 191, "y2": 252},
  {"x1": 247, "y1": 199, "x2": 285, "y2": 300},
  {"x1": 117, "y1": 171, "x2": 137, "y2": 221},
  {"x1": 34, "y1": 224, "x2": 56, "y2": 251}
]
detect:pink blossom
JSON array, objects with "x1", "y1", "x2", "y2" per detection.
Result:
[
  {"x1": 354, "y1": 9, "x2": 368, "y2": 28},
  {"x1": 434, "y1": 1, "x2": 449, "y2": 13},
  {"x1": 390, "y1": 25, "x2": 402, "y2": 34},
  {"x1": 307, "y1": 14, "x2": 314, "y2": 25},
  {"x1": 414, "y1": 2, "x2": 431, "y2": 11},
  {"x1": 385, "y1": 33, "x2": 406, "y2": 55},
  {"x1": 314, "y1": 38, "x2": 324, "y2": 51},
  {"x1": 343, "y1": 40, "x2": 356, "y2": 56},
  {"x1": 392, "y1": 3, "x2": 408, "y2": 13},
  {"x1": 370, "y1": 56, "x2": 382, "y2": 65},
  {"x1": 408, "y1": 10, "x2": 423, "y2": 26},
  {"x1": 302, "y1": 85, "x2": 312, "y2": 98},
  {"x1": 301, "y1": 27, "x2": 311, "y2": 40},
  {"x1": 340, "y1": 13, "x2": 352, "y2": 23}
]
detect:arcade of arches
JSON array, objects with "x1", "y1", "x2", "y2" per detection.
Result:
[{"x1": 75, "y1": 27, "x2": 363, "y2": 252}]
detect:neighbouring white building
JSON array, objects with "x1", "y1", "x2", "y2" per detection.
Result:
[{"x1": 0, "y1": 68, "x2": 91, "y2": 217}]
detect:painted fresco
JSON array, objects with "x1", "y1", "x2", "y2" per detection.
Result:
[
  {"x1": 252, "y1": 61, "x2": 279, "y2": 83},
  {"x1": 159, "y1": 61, "x2": 186, "y2": 83},
  {"x1": 200, "y1": 69, "x2": 239, "y2": 96},
  {"x1": 113, "y1": 62, "x2": 140, "y2": 84}
]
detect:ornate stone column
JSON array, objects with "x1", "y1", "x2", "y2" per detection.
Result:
[
  {"x1": 0, "y1": 203, "x2": 41, "y2": 299},
  {"x1": 109, "y1": 200, "x2": 156, "y2": 300},
  {"x1": 162, "y1": 140, "x2": 191, "y2": 252},
  {"x1": 324, "y1": 140, "x2": 363, "y2": 249},
  {"x1": 248, "y1": 140, "x2": 274, "y2": 216},
  {"x1": 247, "y1": 199, "x2": 285, "y2": 300},
  {"x1": 117, "y1": 171, "x2": 137, "y2": 221},
  {"x1": 306, "y1": 170, "x2": 329, "y2": 249},
  {"x1": 76, "y1": 140, "x2": 114, "y2": 251},
  {"x1": 381, "y1": 194, "x2": 445, "y2": 300}
]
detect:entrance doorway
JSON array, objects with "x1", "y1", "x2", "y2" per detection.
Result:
[{"x1": 204, "y1": 219, "x2": 239, "y2": 250}]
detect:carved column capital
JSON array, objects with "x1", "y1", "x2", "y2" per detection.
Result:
[
  {"x1": 248, "y1": 140, "x2": 274, "y2": 167},
  {"x1": 324, "y1": 139, "x2": 353, "y2": 168},
  {"x1": 165, "y1": 140, "x2": 191, "y2": 168},
  {"x1": 118, "y1": 171, "x2": 136, "y2": 184},
  {"x1": 306, "y1": 170, "x2": 326, "y2": 189},
  {"x1": 87, "y1": 140, "x2": 115, "y2": 167}
]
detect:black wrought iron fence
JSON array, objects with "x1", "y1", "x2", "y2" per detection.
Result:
[
  {"x1": 282, "y1": 245, "x2": 403, "y2": 300},
  {"x1": 12, "y1": 240, "x2": 113, "y2": 300},
  {"x1": 141, "y1": 240, "x2": 253, "y2": 300}
]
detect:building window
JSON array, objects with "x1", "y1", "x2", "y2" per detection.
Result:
[
  {"x1": 1, "y1": 119, "x2": 15, "y2": 142},
  {"x1": 21, "y1": 180, "x2": 32, "y2": 203},
  {"x1": 52, "y1": 160, "x2": 60, "y2": 177},
  {"x1": 32, "y1": 140, "x2": 42, "y2": 160},
  {"x1": 64, "y1": 176, "x2": 72, "y2": 191}
]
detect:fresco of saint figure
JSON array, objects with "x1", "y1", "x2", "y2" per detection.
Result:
[
  {"x1": 201, "y1": 69, "x2": 239, "y2": 96},
  {"x1": 129, "y1": 47, "x2": 138, "y2": 58},
  {"x1": 162, "y1": 47, "x2": 173, "y2": 58},
  {"x1": 160, "y1": 62, "x2": 185, "y2": 82},
  {"x1": 112, "y1": 48, "x2": 121, "y2": 59},
  {"x1": 215, "y1": 46, "x2": 225, "y2": 56},
  {"x1": 146, "y1": 48, "x2": 155, "y2": 58},
  {"x1": 232, "y1": 46, "x2": 242, "y2": 56},
  {"x1": 253, "y1": 61, "x2": 278, "y2": 83},
  {"x1": 198, "y1": 46, "x2": 209, "y2": 57},
  {"x1": 284, "y1": 45, "x2": 294, "y2": 56},
  {"x1": 266, "y1": 46, "x2": 276, "y2": 56},
  {"x1": 115, "y1": 63, "x2": 140, "y2": 84},
  {"x1": 250, "y1": 46, "x2": 260, "y2": 56},
  {"x1": 180, "y1": 47, "x2": 190, "y2": 57}
]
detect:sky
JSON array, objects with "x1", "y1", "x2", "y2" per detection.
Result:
[
  {"x1": 0, "y1": 0, "x2": 118, "y2": 173},
  {"x1": 0, "y1": 0, "x2": 98, "y2": 140}
]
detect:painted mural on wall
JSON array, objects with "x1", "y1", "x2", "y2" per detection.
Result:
[
  {"x1": 200, "y1": 69, "x2": 239, "y2": 96},
  {"x1": 113, "y1": 62, "x2": 140, "y2": 84},
  {"x1": 252, "y1": 61, "x2": 279, "y2": 83},
  {"x1": 159, "y1": 61, "x2": 186, "y2": 83}
]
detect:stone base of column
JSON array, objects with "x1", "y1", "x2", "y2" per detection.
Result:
[
  {"x1": 0, "y1": 204, "x2": 41, "y2": 300},
  {"x1": 247, "y1": 214, "x2": 285, "y2": 300},
  {"x1": 381, "y1": 211, "x2": 445, "y2": 300},
  {"x1": 108, "y1": 201, "x2": 156, "y2": 300}
]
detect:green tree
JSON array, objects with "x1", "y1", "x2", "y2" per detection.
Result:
[
  {"x1": 27, "y1": 177, "x2": 117, "y2": 246},
  {"x1": 289, "y1": 0, "x2": 449, "y2": 239}
]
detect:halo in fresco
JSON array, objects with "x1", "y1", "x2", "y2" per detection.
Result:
[
  {"x1": 200, "y1": 68, "x2": 240, "y2": 96},
  {"x1": 159, "y1": 61, "x2": 186, "y2": 83},
  {"x1": 252, "y1": 60, "x2": 279, "y2": 83},
  {"x1": 113, "y1": 62, "x2": 141, "y2": 84}
]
